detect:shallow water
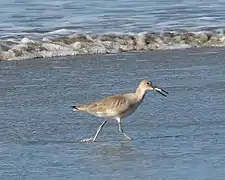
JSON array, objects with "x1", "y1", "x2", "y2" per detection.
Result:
[{"x1": 1, "y1": 48, "x2": 225, "y2": 179}]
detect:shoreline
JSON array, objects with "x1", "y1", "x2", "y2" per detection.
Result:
[
  {"x1": 1, "y1": 30, "x2": 225, "y2": 61},
  {"x1": 1, "y1": 47, "x2": 223, "y2": 63}
]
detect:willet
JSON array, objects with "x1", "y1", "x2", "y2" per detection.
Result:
[{"x1": 72, "y1": 80, "x2": 168, "y2": 142}]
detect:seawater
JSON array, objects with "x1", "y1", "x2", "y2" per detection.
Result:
[{"x1": 1, "y1": 48, "x2": 225, "y2": 179}]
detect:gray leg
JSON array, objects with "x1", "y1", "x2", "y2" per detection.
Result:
[
  {"x1": 116, "y1": 118, "x2": 132, "y2": 140},
  {"x1": 92, "y1": 120, "x2": 107, "y2": 142}
]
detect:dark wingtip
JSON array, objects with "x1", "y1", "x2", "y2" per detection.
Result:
[{"x1": 71, "y1": 106, "x2": 77, "y2": 109}]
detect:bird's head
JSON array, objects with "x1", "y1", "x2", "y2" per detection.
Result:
[{"x1": 138, "y1": 80, "x2": 168, "y2": 97}]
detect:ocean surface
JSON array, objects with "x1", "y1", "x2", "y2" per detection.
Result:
[
  {"x1": 1, "y1": 48, "x2": 225, "y2": 179},
  {"x1": 1, "y1": 0, "x2": 225, "y2": 60}
]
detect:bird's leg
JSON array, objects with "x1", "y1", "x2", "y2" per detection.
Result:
[
  {"x1": 92, "y1": 120, "x2": 107, "y2": 142},
  {"x1": 78, "y1": 120, "x2": 107, "y2": 142},
  {"x1": 116, "y1": 118, "x2": 132, "y2": 140}
]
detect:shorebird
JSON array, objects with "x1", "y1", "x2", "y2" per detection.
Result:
[{"x1": 72, "y1": 80, "x2": 168, "y2": 142}]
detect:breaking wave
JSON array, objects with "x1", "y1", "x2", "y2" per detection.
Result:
[{"x1": 1, "y1": 30, "x2": 225, "y2": 60}]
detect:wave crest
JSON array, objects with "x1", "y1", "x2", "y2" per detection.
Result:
[{"x1": 1, "y1": 31, "x2": 225, "y2": 60}]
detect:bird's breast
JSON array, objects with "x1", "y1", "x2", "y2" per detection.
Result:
[{"x1": 119, "y1": 102, "x2": 141, "y2": 118}]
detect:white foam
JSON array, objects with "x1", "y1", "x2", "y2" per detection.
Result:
[
  {"x1": 46, "y1": 29, "x2": 71, "y2": 35},
  {"x1": 20, "y1": 37, "x2": 34, "y2": 44},
  {"x1": 164, "y1": 44, "x2": 192, "y2": 50},
  {"x1": 1, "y1": 30, "x2": 225, "y2": 61}
]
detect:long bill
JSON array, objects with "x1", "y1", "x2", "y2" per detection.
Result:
[{"x1": 153, "y1": 86, "x2": 169, "y2": 97}]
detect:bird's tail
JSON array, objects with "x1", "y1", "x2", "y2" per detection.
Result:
[
  {"x1": 71, "y1": 105, "x2": 78, "y2": 111},
  {"x1": 71, "y1": 105, "x2": 85, "y2": 111}
]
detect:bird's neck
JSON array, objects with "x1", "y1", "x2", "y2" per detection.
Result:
[{"x1": 135, "y1": 87, "x2": 146, "y2": 102}]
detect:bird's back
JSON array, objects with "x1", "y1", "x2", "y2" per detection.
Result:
[{"x1": 74, "y1": 92, "x2": 140, "y2": 119}]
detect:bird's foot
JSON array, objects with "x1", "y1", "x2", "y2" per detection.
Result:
[
  {"x1": 125, "y1": 136, "x2": 132, "y2": 141},
  {"x1": 123, "y1": 134, "x2": 132, "y2": 141},
  {"x1": 78, "y1": 137, "x2": 94, "y2": 143}
]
